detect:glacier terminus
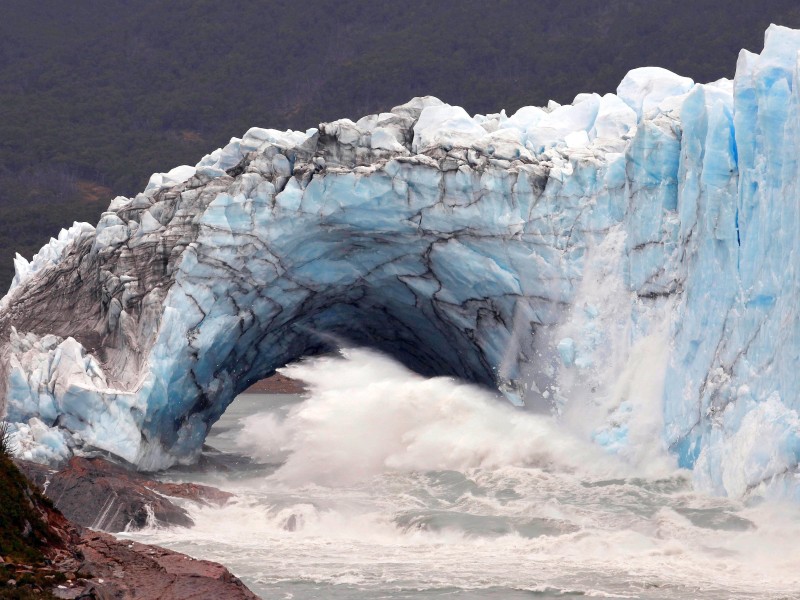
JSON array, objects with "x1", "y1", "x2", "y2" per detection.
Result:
[{"x1": 3, "y1": 25, "x2": 800, "y2": 500}]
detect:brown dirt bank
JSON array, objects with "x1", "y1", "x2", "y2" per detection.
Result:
[
  {"x1": 243, "y1": 372, "x2": 305, "y2": 394},
  {"x1": 2, "y1": 455, "x2": 257, "y2": 599}
]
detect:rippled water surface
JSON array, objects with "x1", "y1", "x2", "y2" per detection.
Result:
[{"x1": 123, "y1": 353, "x2": 800, "y2": 599}]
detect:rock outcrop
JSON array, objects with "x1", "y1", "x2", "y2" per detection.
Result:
[
  {"x1": 60, "y1": 532, "x2": 257, "y2": 600},
  {"x1": 17, "y1": 457, "x2": 231, "y2": 533},
  {"x1": 0, "y1": 453, "x2": 255, "y2": 599}
]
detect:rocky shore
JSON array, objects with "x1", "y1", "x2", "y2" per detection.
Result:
[
  {"x1": 51, "y1": 530, "x2": 257, "y2": 599},
  {"x1": 1, "y1": 454, "x2": 257, "y2": 599},
  {"x1": 243, "y1": 372, "x2": 305, "y2": 394},
  {"x1": 16, "y1": 457, "x2": 232, "y2": 533}
]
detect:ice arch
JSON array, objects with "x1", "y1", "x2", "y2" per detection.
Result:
[
  {"x1": 0, "y1": 84, "x2": 679, "y2": 470},
  {"x1": 1, "y1": 96, "x2": 581, "y2": 469},
  {"x1": 6, "y1": 26, "x2": 800, "y2": 501}
]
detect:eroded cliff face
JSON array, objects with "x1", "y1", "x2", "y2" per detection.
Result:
[{"x1": 3, "y1": 26, "x2": 800, "y2": 499}]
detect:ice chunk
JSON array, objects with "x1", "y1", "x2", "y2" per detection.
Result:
[
  {"x1": 370, "y1": 127, "x2": 406, "y2": 152},
  {"x1": 145, "y1": 164, "x2": 196, "y2": 194},
  {"x1": 12, "y1": 418, "x2": 71, "y2": 464},
  {"x1": 557, "y1": 338, "x2": 576, "y2": 367},
  {"x1": 505, "y1": 105, "x2": 547, "y2": 133},
  {"x1": 413, "y1": 103, "x2": 487, "y2": 152},
  {"x1": 592, "y1": 93, "x2": 638, "y2": 139},
  {"x1": 525, "y1": 95, "x2": 600, "y2": 152},
  {"x1": 617, "y1": 67, "x2": 694, "y2": 119}
]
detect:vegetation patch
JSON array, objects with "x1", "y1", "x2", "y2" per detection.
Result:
[{"x1": 0, "y1": 452, "x2": 60, "y2": 568}]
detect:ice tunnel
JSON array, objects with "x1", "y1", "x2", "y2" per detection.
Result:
[{"x1": 6, "y1": 25, "x2": 800, "y2": 499}]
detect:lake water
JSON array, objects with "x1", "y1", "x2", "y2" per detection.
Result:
[{"x1": 122, "y1": 352, "x2": 800, "y2": 599}]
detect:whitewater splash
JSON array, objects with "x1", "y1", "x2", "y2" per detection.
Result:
[
  {"x1": 124, "y1": 351, "x2": 800, "y2": 599},
  {"x1": 238, "y1": 349, "x2": 672, "y2": 485}
]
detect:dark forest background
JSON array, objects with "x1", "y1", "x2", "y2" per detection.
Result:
[{"x1": 1, "y1": 0, "x2": 799, "y2": 288}]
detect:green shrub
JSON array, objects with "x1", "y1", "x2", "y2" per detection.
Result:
[{"x1": 0, "y1": 422, "x2": 16, "y2": 458}]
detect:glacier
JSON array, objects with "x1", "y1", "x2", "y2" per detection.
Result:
[{"x1": 3, "y1": 25, "x2": 800, "y2": 498}]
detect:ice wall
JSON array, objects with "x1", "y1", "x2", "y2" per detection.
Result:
[{"x1": 2, "y1": 26, "x2": 800, "y2": 499}]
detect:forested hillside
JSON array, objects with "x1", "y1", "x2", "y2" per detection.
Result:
[{"x1": 1, "y1": 0, "x2": 799, "y2": 288}]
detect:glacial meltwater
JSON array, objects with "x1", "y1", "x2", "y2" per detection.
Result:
[{"x1": 122, "y1": 351, "x2": 800, "y2": 599}]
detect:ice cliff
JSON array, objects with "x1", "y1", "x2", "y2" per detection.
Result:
[{"x1": 2, "y1": 25, "x2": 800, "y2": 498}]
